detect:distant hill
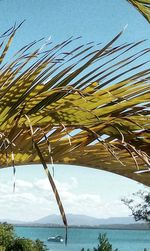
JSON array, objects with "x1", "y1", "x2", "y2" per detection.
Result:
[
  {"x1": 0, "y1": 219, "x2": 27, "y2": 225},
  {"x1": 1, "y1": 214, "x2": 147, "y2": 229},
  {"x1": 34, "y1": 214, "x2": 136, "y2": 226},
  {"x1": 0, "y1": 214, "x2": 149, "y2": 230},
  {"x1": 0, "y1": 214, "x2": 139, "y2": 226}
]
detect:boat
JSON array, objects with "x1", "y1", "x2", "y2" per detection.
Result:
[{"x1": 47, "y1": 235, "x2": 64, "y2": 243}]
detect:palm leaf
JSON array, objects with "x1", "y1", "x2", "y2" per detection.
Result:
[
  {"x1": 127, "y1": 0, "x2": 150, "y2": 23},
  {"x1": 0, "y1": 26, "x2": 150, "y2": 229}
]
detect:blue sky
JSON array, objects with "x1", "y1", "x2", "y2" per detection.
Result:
[
  {"x1": 0, "y1": 0, "x2": 150, "y2": 51},
  {"x1": 0, "y1": 0, "x2": 149, "y2": 221}
]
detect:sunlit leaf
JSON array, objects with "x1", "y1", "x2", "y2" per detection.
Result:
[
  {"x1": 0, "y1": 25, "x2": 150, "y2": 229},
  {"x1": 127, "y1": 0, "x2": 150, "y2": 23}
]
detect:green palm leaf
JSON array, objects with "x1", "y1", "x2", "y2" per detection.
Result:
[
  {"x1": 0, "y1": 25, "x2": 150, "y2": 230},
  {"x1": 127, "y1": 0, "x2": 150, "y2": 23}
]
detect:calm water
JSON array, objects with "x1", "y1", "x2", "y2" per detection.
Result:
[{"x1": 15, "y1": 226, "x2": 150, "y2": 251}]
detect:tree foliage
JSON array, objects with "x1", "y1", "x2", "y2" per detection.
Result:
[
  {"x1": 0, "y1": 223, "x2": 15, "y2": 250},
  {"x1": 0, "y1": 223, "x2": 48, "y2": 251},
  {"x1": 81, "y1": 233, "x2": 119, "y2": 251},
  {"x1": 122, "y1": 190, "x2": 150, "y2": 224},
  {"x1": 81, "y1": 233, "x2": 149, "y2": 251}
]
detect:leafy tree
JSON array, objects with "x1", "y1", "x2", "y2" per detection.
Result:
[
  {"x1": 81, "y1": 233, "x2": 148, "y2": 251},
  {"x1": 122, "y1": 190, "x2": 150, "y2": 224},
  {"x1": 0, "y1": 223, "x2": 48, "y2": 251},
  {"x1": 6, "y1": 238, "x2": 34, "y2": 251},
  {"x1": 7, "y1": 238, "x2": 48, "y2": 251},
  {"x1": 34, "y1": 239, "x2": 48, "y2": 251},
  {"x1": 81, "y1": 233, "x2": 119, "y2": 251},
  {"x1": 95, "y1": 234, "x2": 119, "y2": 251},
  {"x1": 0, "y1": 222, "x2": 15, "y2": 250}
]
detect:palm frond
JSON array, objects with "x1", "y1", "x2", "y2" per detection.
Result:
[
  {"x1": 127, "y1": 0, "x2": 150, "y2": 23},
  {"x1": 0, "y1": 26, "x2": 150, "y2": 228}
]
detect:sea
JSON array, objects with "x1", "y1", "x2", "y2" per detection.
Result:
[{"x1": 15, "y1": 226, "x2": 150, "y2": 251}]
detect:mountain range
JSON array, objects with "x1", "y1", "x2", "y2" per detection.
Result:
[
  {"x1": 0, "y1": 214, "x2": 136, "y2": 226},
  {"x1": 34, "y1": 214, "x2": 136, "y2": 225}
]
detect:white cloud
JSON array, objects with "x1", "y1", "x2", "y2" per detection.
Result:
[
  {"x1": 0, "y1": 176, "x2": 131, "y2": 222},
  {"x1": 16, "y1": 179, "x2": 34, "y2": 189}
]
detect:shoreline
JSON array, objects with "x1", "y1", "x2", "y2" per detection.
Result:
[{"x1": 13, "y1": 223, "x2": 150, "y2": 231}]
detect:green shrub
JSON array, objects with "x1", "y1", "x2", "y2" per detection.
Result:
[
  {"x1": 81, "y1": 233, "x2": 149, "y2": 251},
  {"x1": 81, "y1": 233, "x2": 119, "y2": 251},
  {"x1": 0, "y1": 223, "x2": 48, "y2": 251}
]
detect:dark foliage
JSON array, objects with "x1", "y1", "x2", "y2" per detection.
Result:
[
  {"x1": 81, "y1": 233, "x2": 119, "y2": 251},
  {"x1": 122, "y1": 190, "x2": 150, "y2": 224},
  {"x1": 0, "y1": 223, "x2": 48, "y2": 251}
]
